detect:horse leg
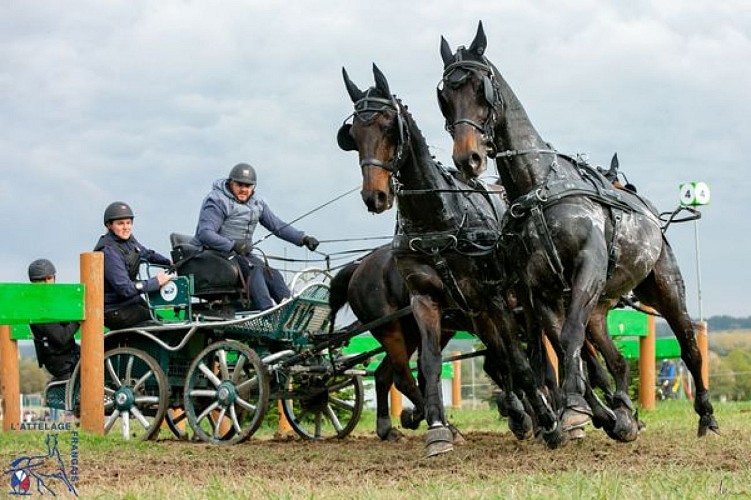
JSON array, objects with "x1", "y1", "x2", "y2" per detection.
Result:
[
  {"x1": 479, "y1": 306, "x2": 563, "y2": 449},
  {"x1": 482, "y1": 355, "x2": 534, "y2": 441},
  {"x1": 409, "y1": 348, "x2": 466, "y2": 445},
  {"x1": 633, "y1": 244, "x2": 718, "y2": 437},
  {"x1": 586, "y1": 309, "x2": 640, "y2": 442},
  {"x1": 534, "y1": 300, "x2": 566, "y2": 412},
  {"x1": 582, "y1": 338, "x2": 615, "y2": 403},
  {"x1": 412, "y1": 294, "x2": 453, "y2": 457},
  {"x1": 386, "y1": 321, "x2": 425, "y2": 431},
  {"x1": 372, "y1": 353, "x2": 403, "y2": 441},
  {"x1": 558, "y1": 245, "x2": 607, "y2": 433}
]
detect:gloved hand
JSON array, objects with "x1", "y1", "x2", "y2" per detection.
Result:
[
  {"x1": 232, "y1": 240, "x2": 249, "y2": 255},
  {"x1": 302, "y1": 235, "x2": 319, "y2": 251}
]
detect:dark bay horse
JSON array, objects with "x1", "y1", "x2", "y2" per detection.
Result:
[
  {"x1": 338, "y1": 64, "x2": 562, "y2": 456},
  {"x1": 329, "y1": 245, "x2": 541, "y2": 443},
  {"x1": 436, "y1": 22, "x2": 718, "y2": 438},
  {"x1": 328, "y1": 245, "x2": 461, "y2": 442}
]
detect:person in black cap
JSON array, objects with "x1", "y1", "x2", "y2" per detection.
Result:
[
  {"x1": 27, "y1": 258, "x2": 80, "y2": 381},
  {"x1": 191, "y1": 163, "x2": 319, "y2": 310},
  {"x1": 94, "y1": 201, "x2": 173, "y2": 330}
]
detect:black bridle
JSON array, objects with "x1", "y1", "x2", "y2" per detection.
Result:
[
  {"x1": 341, "y1": 89, "x2": 408, "y2": 173},
  {"x1": 437, "y1": 52, "x2": 503, "y2": 157}
]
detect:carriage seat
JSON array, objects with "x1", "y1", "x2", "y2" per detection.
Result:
[{"x1": 169, "y1": 233, "x2": 243, "y2": 297}]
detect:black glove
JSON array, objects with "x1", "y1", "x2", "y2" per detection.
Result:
[
  {"x1": 232, "y1": 241, "x2": 249, "y2": 255},
  {"x1": 302, "y1": 235, "x2": 319, "y2": 251}
]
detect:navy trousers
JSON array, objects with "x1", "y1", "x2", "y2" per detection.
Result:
[{"x1": 237, "y1": 254, "x2": 290, "y2": 310}]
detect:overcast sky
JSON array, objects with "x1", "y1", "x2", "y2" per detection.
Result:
[{"x1": 1, "y1": 1, "x2": 749, "y2": 318}]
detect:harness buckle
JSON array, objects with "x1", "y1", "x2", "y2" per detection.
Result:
[{"x1": 510, "y1": 203, "x2": 525, "y2": 219}]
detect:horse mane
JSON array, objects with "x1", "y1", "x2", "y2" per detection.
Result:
[{"x1": 396, "y1": 99, "x2": 435, "y2": 168}]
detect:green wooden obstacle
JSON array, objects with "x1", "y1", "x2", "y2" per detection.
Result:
[{"x1": 0, "y1": 283, "x2": 85, "y2": 341}]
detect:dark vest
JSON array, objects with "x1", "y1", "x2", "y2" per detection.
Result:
[{"x1": 94, "y1": 233, "x2": 141, "y2": 279}]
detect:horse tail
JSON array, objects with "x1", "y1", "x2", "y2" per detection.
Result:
[{"x1": 328, "y1": 261, "x2": 359, "y2": 333}]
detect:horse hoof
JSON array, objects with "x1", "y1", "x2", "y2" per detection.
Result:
[
  {"x1": 561, "y1": 408, "x2": 591, "y2": 433},
  {"x1": 425, "y1": 426, "x2": 454, "y2": 457},
  {"x1": 376, "y1": 418, "x2": 399, "y2": 441},
  {"x1": 568, "y1": 427, "x2": 586, "y2": 440},
  {"x1": 400, "y1": 409, "x2": 421, "y2": 430},
  {"x1": 384, "y1": 428, "x2": 406, "y2": 442},
  {"x1": 448, "y1": 424, "x2": 467, "y2": 446},
  {"x1": 542, "y1": 425, "x2": 567, "y2": 450},
  {"x1": 698, "y1": 414, "x2": 720, "y2": 437},
  {"x1": 610, "y1": 407, "x2": 639, "y2": 442},
  {"x1": 508, "y1": 413, "x2": 534, "y2": 441}
]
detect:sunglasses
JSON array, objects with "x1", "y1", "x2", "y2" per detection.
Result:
[{"x1": 233, "y1": 181, "x2": 254, "y2": 188}]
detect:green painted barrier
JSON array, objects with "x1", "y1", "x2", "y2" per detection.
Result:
[
  {"x1": 0, "y1": 283, "x2": 85, "y2": 325},
  {"x1": 607, "y1": 309, "x2": 648, "y2": 337},
  {"x1": 613, "y1": 337, "x2": 681, "y2": 360},
  {"x1": 0, "y1": 283, "x2": 85, "y2": 341}
]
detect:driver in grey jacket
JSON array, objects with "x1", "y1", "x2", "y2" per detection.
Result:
[{"x1": 191, "y1": 163, "x2": 319, "y2": 310}]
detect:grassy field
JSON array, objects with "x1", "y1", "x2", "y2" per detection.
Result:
[
  {"x1": 709, "y1": 329, "x2": 751, "y2": 351},
  {"x1": 1, "y1": 400, "x2": 750, "y2": 499}
]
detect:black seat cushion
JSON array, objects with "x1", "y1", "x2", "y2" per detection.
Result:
[{"x1": 170, "y1": 233, "x2": 242, "y2": 296}]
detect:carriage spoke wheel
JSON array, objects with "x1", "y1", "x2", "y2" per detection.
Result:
[
  {"x1": 184, "y1": 340, "x2": 269, "y2": 445},
  {"x1": 281, "y1": 373, "x2": 364, "y2": 440},
  {"x1": 67, "y1": 347, "x2": 169, "y2": 441}
]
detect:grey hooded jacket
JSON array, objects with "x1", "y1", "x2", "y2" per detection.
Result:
[{"x1": 191, "y1": 178, "x2": 305, "y2": 252}]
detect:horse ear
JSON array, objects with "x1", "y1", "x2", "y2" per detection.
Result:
[
  {"x1": 337, "y1": 123, "x2": 357, "y2": 151},
  {"x1": 440, "y1": 36, "x2": 454, "y2": 67},
  {"x1": 372, "y1": 63, "x2": 391, "y2": 98},
  {"x1": 610, "y1": 153, "x2": 619, "y2": 171},
  {"x1": 469, "y1": 20, "x2": 487, "y2": 56},
  {"x1": 342, "y1": 67, "x2": 364, "y2": 103}
]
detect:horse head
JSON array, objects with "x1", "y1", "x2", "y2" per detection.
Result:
[
  {"x1": 437, "y1": 21, "x2": 504, "y2": 179},
  {"x1": 338, "y1": 64, "x2": 407, "y2": 214}
]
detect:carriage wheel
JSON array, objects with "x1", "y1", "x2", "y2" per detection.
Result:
[
  {"x1": 66, "y1": 347, "x2": 169, "y2": 441},
  {"x1": 184, "y1": 340, "x2": 270, "y2": 445},
  {"x1": 281, "y1": 373, "x2": 364, "y2": 440}
]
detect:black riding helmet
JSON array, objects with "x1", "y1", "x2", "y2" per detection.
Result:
[
  {"x1": 103, "y1": 201, "x2": 135, "y2": 226},
  {"x1": 28, "y1": 258, "x2": 56, "y2": 281},
  {"x1": 229, "y1": 163, "x2": 257, "y2": 185}
]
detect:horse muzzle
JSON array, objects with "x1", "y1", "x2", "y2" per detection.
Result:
[{"x1": 361, "y1": 189, "x2": 393, "y2": 214}]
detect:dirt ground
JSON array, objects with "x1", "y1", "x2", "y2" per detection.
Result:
[
  {"x1": 75, "y1": 420, "x2": 750, "y2": 494},
  {"x1": 6, "y1": 406, "x2": 748, "y2": 497}
]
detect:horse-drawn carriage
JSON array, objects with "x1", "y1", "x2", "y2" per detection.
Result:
[{"x1": 42, "y1": 234, "x2": 382, "y2": 444}]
